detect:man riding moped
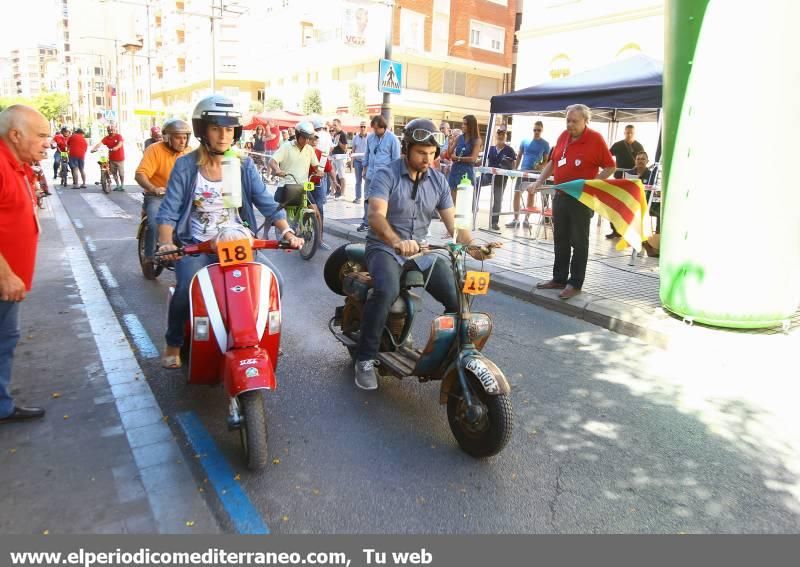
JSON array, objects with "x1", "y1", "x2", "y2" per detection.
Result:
[
  {"x1": 134, "y1": 118, "x2": 192, "y2": 274},
  {"x1": 353, "y1": 118, "x2": 496, "y2": 390},
  {"x1": 156, "y1": 95, "x2": 303, "y2": 369}
]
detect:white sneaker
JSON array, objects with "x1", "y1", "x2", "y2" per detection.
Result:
[{"x1": 354, "y1": 360, "x2": 378, "y2": 390}]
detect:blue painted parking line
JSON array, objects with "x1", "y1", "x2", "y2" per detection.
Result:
[
  {"x1": 122, "y1": 314, "x2": 159, "y2": 359},
  {"x1": 176, "y1": 411, "x2": 269, "y2": 534}
]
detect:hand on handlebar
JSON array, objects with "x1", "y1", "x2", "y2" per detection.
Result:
[
  {"x1": 467, "y1": 242, "x2": 502, "y2": 261},
  {"x1": 284, "y1": 234, "x2": 305, "y2": 250},
  {"x1": 156, "y1": 243, "x2": 181, "y2": 262},
  {"x1": 393, "y1": 239, "x2": 420, "y2": 257}
]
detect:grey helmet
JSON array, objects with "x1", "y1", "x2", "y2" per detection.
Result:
[
  {"x1": 191, "y1": 95, "x2": 243, "y2": 144},
  {"x1": 294, "y1": 121, "x2": 315, "y2": 139},
  {"x1": 310, "y1": 118, "x2": 324, "y2": 130}
]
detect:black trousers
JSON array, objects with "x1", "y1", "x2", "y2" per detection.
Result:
[{"x1": 552, "y1": 193, "x2": 593, "y2": 289}]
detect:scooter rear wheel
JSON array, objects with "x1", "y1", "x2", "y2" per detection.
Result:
[
  {"x1": 239, "y1": 391, "x2": 269, "y2": 470},
  {"x1": 137, "y1": 220, "x2": 163, "y2": 280},
  {"x1": 447, "y1": 373, "x2": 513, "y2": 458}
]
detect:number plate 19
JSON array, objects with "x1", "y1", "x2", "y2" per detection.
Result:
[
  {"x1": 463, "y1": 271, "x2": 490, "y2": 295},
  {"x1": 217, "y1": 238, "x2": 254, "y2": 266}
]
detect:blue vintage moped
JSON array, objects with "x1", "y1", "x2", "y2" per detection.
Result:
[{"x1": 325, "y1": 241, "x2": 513, "y2": 458}]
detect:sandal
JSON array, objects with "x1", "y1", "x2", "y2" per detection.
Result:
[{"x1": 161, "y1": 354, "x2": 182, "y2": 369}]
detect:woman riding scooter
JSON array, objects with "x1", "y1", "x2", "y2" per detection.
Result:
[{"x1": 156, "y1": 94, "x2": 303, "y2": 369}]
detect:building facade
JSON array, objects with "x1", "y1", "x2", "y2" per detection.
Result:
[
  {"x1": 9, "y1": 45, "x2": 58, "y2": 98},
  {"x1": 261, "y1": 0, "x2": 517, "y2": 130}
]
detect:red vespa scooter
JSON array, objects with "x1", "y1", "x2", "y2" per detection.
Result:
[{"x1": 164, "y1": 225, "x2": 291, "y2": 470}]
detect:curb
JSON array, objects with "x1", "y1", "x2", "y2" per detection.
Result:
[
  {"x1": 49, "y1": 189, "x2": 220, "y2": 534},
  {"x1": 324, "y1": 217, "x2": 673, "y2": 347}
]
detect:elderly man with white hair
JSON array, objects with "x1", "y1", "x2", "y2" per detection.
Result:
[
  {"x1": 0, "y1": 104, "x2": 51, "y2": 424},
  {"x1": 529, "y1": 104, "x2": 616, "y2": 300}
]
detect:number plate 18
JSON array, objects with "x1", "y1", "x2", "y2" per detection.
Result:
[
  {"x1": 217, "y1": 238, "x2": 254, "y2": 266},
  {"x1": 463, "y1": 271, "x2": 490, "y2": 295}
]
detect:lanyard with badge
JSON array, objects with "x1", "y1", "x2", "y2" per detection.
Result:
[{"x1": 557, "y1": 136, "x2": 572, "y2": 169}]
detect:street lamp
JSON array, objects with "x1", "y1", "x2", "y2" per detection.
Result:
[{"x1": 380, "y1": 0, "x2": 395, "y2": 128}]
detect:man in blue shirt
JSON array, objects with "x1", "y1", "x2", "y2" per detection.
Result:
[
  {"x1": 350, "y1": 121, "x2": 369, "y2": 204},
  {"x1": 507, "y1": 121, "x2": 550, "y2": 228},
  {"x1": 357, "y1": 114, "x2": 401, "y2": 231},
  {"x1": 353, "y1": 118, "x2": 495, "y2": 390}
]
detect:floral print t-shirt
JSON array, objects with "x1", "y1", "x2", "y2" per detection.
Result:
[{"x1": 190, "y1": 173, "x2": 242, "y2": 241}]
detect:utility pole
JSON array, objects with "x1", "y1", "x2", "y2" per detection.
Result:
[{"x1": 380, "y1": 0, "x2": 395, "y2": 129}]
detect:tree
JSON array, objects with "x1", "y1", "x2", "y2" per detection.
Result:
[
  {"x1": 33, "y1": 92, "x2": 70, "y2": 122},
  {"x1": 265, "y1": 97, "x2": 284, "y2": 111},
  {"x1": 302, "y1": 88, "x2": 322, "y2": 115},
  {"x1": 249, "y1": 100, "x2": 264, "y2": 113},
  {"x1": 349, "y1": 83, "x2": 367, "y2": 117}
]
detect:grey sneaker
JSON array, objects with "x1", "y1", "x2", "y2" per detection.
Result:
[
  {"x1": 354, "y1": 360, "x2": 379, "y2": 390},
  {"x1": 320, "y1": 241, "x2": 331, "y2": 251}
]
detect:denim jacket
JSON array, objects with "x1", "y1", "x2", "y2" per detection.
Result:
[{"x1": 156, "y1": 150, "x2": 286, "y2": 245}]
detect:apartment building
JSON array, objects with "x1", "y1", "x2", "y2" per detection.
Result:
[
  {"x1": 9, "y1": 45, "x2": 58, "y2": 98},
  {"x1": 0, "y1": 58, "x2": 15, "y2": 98},
  {"x1": 262, "y1": 0, "x2": 517, "y2": 129},
  {"x1": 147, "y1": 0, "x2": 267, "y2": 119}
]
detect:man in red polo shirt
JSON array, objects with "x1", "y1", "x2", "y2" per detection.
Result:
[
  {"x1": 92, "y1": 124, "x2": 125, "y2": 191},
  {"x1": 50, "y1": 127, "x2": 69, "y2": 179},
  {"x1": 530, "y1": 104, "x2": 615, "y2": 299},
  {"x1": 0, "y1": 104, "x2": 50, "y2": 424}
]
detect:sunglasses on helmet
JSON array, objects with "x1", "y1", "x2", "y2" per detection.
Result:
[{"x1": 408, "y1": 129, "x2": 446, "y2": 146}]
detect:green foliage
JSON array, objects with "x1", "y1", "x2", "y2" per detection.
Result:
[
  {"x1": 265, "y1": 97, "x2": 284, "y2": 111},
  {"x1": 249, "y1": 100, "x2": 264, "y2": 113},
  {"x1": 302, "y1": 88, "x2": 322, "y2": 115},
  {"x1": 349, "y1": 83, "x2": 367, "y2": 117},
  {"x1": 33, "y1": 92, "x2": 70, "y2": 122}
]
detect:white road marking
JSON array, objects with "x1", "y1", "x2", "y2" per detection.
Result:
[
  {"x1": 81, "y1": 193, "x2": 131, "y2": 219},
  {"x1": 97, "y1": 263, "x2": 119, "y2": 288},
  {"x1": 128, "y1": 192, "x2": 144, "y2": 204}
]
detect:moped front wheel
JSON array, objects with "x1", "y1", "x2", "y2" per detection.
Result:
[
  {"x1": 239, "y1": 390, "x2": 269, "y2": 470},
  {"x1": 447, "y1": 373, "x2": 513, "y2": 458},
  {"x1": 101, "y1": 171, "x2": 110, "y2": 194},
  {"x1": 60, "y1": 165, "x2": 68, "y2": 187},
  {"x1": 298, "y1": 211, "x2": 320, "y2": 260}
]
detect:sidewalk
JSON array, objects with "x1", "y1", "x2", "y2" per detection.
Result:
[
  {"x1": 0, "y1": 191, "x2": 218, "y2": 534},
  {"x1": 323, "y1": 171, "x2": 799, "y2": 347}
]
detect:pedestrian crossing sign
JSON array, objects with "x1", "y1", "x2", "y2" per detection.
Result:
[{"x1": 378, "y1": 59, "x2": 402, "y2": 95}]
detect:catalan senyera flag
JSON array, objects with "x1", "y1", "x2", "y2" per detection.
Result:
[{"x1": 554, "y1": 178, "x2": 648, "y2": 252}]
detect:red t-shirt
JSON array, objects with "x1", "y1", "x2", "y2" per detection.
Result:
[
  {"x1": 551, "y1": 127, "x2": 615, "y2": 185},
  {"x1": 266, "y1": 126, "x2": 280, "y2": 151},
  {"x1": 0, "y1": 139, "x2": 39, "y2": 290},
  {"x1": 67, "y1": 134, "x2": 87, "y2": 159},
  {"x1": 53, "y1": 133, "x2": 67, "y2": 152},
  {"x1": 309, "y1": 148, "x2": 331, "y2": 184},
  {"x1": 102, "y1": 133, "x2": 125, "y2": 161}
]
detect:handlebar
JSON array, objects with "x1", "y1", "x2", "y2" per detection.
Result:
[{"x1": 154, "y1": 238, "x2": 292, "y2": 259}]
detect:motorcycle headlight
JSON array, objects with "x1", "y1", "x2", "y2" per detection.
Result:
[{"x1": 467, "y1": 313, "x2": 492, "y2": 343}]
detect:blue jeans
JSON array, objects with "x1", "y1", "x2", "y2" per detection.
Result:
[
  {"x1": 355, "y1": 250, "x2": 459, "y2": 362},
  {"x1": 311, "y1": 182, "x2": 326, "y2": 219},
  {"x1": 143, "y1": 194, "x2": 163, "y2": 258},
  {"x1": 165, "y1": 251, "x2": 285, "y2": 348},
  {"x1": 362, "y1": 177, "x2": 371, "y2": 225},
  {"x1": 353, "y1": 160, "x2": 364, "y2": 200},
  {"x1": 0, "y1": 300, "x2": 21, "y2": 418}
]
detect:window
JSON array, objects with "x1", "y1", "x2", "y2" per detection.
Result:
[
  {"x1": 176, "y1": 30, "x2": 185, "y2": 44},
  {"x1": 177, "y1": 58, "x2": 185, "y2": 73},
  {"x1": 400, "y1": 9, "x2": 425, "y2": 52},
  {"x1": 443, "y1": 69, "x2": 465, "y2": 96},
  {"x1": 469, "y1": 20, "x2": 504, "y2": 53},
  {"x1": 175, "y1": 1, "x2": 184, "y2": 11},
  {"x1": 94, "y1": 67, "x2": 102, "y2": 76},
  {"x1": 95, "y1": 96, "x2": 102, "y2": 105}
]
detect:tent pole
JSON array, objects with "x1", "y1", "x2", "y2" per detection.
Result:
[{"x1": 475, "y1": 113, "x2": 497, "y2": 228}]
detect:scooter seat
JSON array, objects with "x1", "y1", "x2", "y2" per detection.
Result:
[{"x1": 401, "y1": 270, "x2": 425, "y2": 288}]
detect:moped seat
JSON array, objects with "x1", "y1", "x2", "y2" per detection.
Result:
[{"x1": 401, "y1": 270, "x2": 425, "y2": 288}]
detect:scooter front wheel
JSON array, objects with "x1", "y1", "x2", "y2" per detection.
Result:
[
  {"x1": 239, "y1": 390, "x2": 269, "y2": 470},
  {"x1": 447, "y1": 373, "x2": 513, "y2": 458},
  {"x1": 137, "y1": 219, "x2": 163, "y2": 280}
]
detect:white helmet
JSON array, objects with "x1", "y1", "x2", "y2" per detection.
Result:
[
  {"x1": 294, "y1": 121, "x2": 315, "y2": 139},
  {"x1": 191, "y1": 94, "x2": 243, "y2": 143}
]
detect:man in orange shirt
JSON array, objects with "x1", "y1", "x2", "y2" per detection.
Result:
[
  {"x1": 134, "y1": 119, "x2": 192, "y2": 273},
  {"x1": 0, "y1": 105, "x2": 50, "y2": 424}
]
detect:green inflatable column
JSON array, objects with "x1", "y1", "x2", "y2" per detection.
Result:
[{"x1": 660, "y1": 0, "x2": 800, "y2": 328}]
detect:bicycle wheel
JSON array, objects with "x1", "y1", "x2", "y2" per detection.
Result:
[
  {"x1": 298, "y1": 211, "x2": 320, "y2": 260},
  {"x1": 60, "y1": 163, "x2": 67, "y2": 187},
  {"x1": 101, "y1": 171, "x2": 110, "y2": 194}
]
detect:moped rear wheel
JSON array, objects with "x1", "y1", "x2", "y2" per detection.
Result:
[
  {"x1": 239, "y1": 390, "x2": 269, "y2": 470},
  {"x1": 137, "y1": 220, "x2": 163, "y2": 280},
  {"x1": 298, "y1": 211, "x2": 320, "y2": 260},
  {"x1": 60, "y1": 164, "x2": 68, "y2": 187},
  {"x1": 447, "y1": 373, "x2": 513, "y2": 458}
]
